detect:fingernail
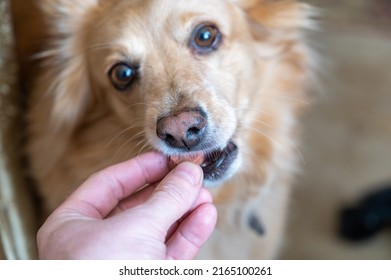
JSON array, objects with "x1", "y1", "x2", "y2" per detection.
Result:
[{"x1": 174, "y1": 162, "x2": 202, "y2": 186}]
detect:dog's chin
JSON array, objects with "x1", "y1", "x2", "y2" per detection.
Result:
[{"x1": 158, "y1": 140, "x2": 240, "y2": 187}]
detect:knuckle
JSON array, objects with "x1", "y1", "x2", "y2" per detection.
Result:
[{"x1": 157, "y1": 178, "x2": 193, "y2": 206}]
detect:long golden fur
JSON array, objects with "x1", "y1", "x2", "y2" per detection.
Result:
[{"x1": 27, "y1": 0, "x2": 315, "y2": 259}]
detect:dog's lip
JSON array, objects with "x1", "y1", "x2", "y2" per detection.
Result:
[
  {"x1": 201, "y1": 140, "x2": 238, "y2": 181},
  {"x1": 167, "y1": 140, "x2": 238, "y2": 182}
]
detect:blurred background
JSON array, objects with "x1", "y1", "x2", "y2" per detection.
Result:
[
  {"x1": 1, "y1": 0, "x2": 390, "y2": 259},
  {"x1": 280, "y1": 0, "x2": 391, "y2": 259}
]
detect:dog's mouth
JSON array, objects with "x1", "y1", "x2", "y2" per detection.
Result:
[{"x1": 168, "y1": 140, "x2": 238, "y2": 183}]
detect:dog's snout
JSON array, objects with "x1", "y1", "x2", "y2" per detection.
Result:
[{"x1": 156, "y1": 108, "x2": 207, "y2": 150}]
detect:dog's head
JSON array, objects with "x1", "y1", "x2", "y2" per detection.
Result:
[{"x1": 36, "y1": 0, "x2": 314, "y2": 186}]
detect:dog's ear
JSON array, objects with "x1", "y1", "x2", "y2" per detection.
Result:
[
  {"x1": 232, "y1": 0, "x2": 315, "y2": 35},
  {"x1": 29, "y1": 0, "x2": 100, "y2": 173},
  {"x1": 36, "y1": 0, "x2": 99, "y2": 129}
]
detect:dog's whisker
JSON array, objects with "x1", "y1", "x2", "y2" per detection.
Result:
[
  {"x1": 126, "y1": 131, "x2": 147, "y2": 147},
  {"x1": 135, "y1": 140, "x2": 151, "y2": 158},
  {"x1": 105, "y1": 128, "x2": 134, "y2": 148},
  {"x1": 112, "y1": 129, "x2": 145, "y2": 148},
  {"x1": 121, "y1": 138, "x2": 145, "y2": 159},
  {"x1": 283, "y1": 136, "x2": 306, "y2": 165},
  {"x1": 139, "y1": 143, "x2": 152, "y2": 156},
  {"x1": 109, "y1": 139, "x2": 133, "y2": 162},
  {"x1": 237, "y1": 106, "x2": 273, "y2": 116},
  {"x1": 109, "y1": 130, "x2": 146, "y2": 161},
  {"x1": 241, "y1": 124, "x2": 305, "y2": 165},
  {"x1": 239, "y1": 118, "x2": 273, "y2": 130},
  {"x1": 105, "y1": 123, "x2": 145, "y2": 148},
  {"x1": 122, "y1": 102, "x2": 151, "y2": 114},
  {"x1": 243, "y1": 148, "x2": 266, "y2": 174},
  {"x1": 246, "y1": 125, "x2": 286, "y2": 152},
  {"x1": 257, "y1": 94, "x2": 310, "y2": 105}
]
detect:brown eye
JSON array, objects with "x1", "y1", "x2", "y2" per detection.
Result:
[
  {"x1": 190, "y1": 24, "x2": 222, "y2": 54},
  {"x1": 109, "y1": 63, "x2": 137, "y2": 91}
]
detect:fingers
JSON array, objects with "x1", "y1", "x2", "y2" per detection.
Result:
[
  {"x1": 137, "y1": 162, "x2": 204, "y2": 233},
  {"x1": 59, "y1": 152, "x2": 169, "y2": 219},
  {"x1": 165, "y1": 203, "x2": 217, "y2": 260},
  {"x1": 108, "y1": 183, "x2": 156, "y2": 217},
  {"x1": 165, "y1": 188, "x2": 213, "y2": 241}
]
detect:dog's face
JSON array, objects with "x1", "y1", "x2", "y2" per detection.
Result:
[
  {"x1": 36, "y1": 0, "x2": 313, "y2": 188},
  {"x1": 85, "y1": 0, "x2": 258, "y2": 185}
]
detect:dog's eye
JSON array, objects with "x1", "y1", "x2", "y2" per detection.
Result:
[
  {"x1": 190, "y1": 24, "x2": 222, "y2": 54},
  {"x1": 109, "y1": 63, "x2": 137, "y2": 91}
]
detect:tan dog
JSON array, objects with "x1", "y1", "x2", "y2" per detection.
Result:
[{"x1": 27, "y1": 0, "x2": 315, "y2": 259}]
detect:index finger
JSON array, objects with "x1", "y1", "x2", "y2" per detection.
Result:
[{"x1": 59, "y1": 152, "x2": 170, "y2": 219}]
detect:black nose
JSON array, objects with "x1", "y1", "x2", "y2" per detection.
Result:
[{"x1": 156, "y1": 108, "x2": 207, "y2": 150}]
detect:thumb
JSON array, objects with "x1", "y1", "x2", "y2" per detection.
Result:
[{"x1": 140, "y1": 162, "x2": 204, "y2": 233}]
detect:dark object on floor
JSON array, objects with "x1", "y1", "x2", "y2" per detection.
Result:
[
  {"x1": 339, "y1": 186, "x2": 391, "y2": 241},
  {"x1": 248, "y1": 213, "x2": 265, "y2": 236}
]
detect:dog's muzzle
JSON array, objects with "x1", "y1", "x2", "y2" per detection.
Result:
[{"x1": 156, "y1": 107, "x2": 238, "y2": 183}]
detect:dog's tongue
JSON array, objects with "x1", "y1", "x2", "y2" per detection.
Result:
[{"x1": 168, "y1": 152, "x2": 204, "y2": 170}]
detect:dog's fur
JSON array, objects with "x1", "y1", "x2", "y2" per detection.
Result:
[{"x1": 27, "y1": 0, "x2": 315, "y2": 259}]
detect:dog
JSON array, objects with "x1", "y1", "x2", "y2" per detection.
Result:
[{"x1": 27, "y1": 0, "x2": 315, "y2": 259}]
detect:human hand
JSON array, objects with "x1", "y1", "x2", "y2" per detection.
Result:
[{"x1": 37, "y1": 152, "x2": 217, "y2": 260}]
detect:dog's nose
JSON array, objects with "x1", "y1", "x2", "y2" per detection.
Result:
[{"x1": 156, "y1": 108, "x2": 207, "y2": 150}]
